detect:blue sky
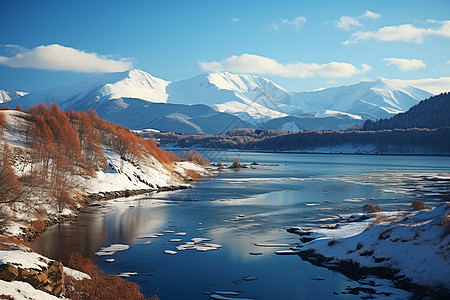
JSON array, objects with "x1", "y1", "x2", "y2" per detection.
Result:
[{"x1": 1, "y1": 0, "x2": 449, "y2": 93}]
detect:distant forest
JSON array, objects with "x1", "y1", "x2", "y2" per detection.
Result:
[
  {"x1": 149, "y1": 93, "x2": 450, "y2": 155},
  {"x1": 362, "y1": 92, "x2": 450, "y2": 130}
]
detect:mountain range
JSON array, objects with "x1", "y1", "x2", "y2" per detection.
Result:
[{"x1": 0, "y1": 69, "x2": 435, "y2": 134}]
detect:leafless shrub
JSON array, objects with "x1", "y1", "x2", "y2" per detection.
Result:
[
  {"x1": 410, "y1": 200, "x2": 431, "y2": 211},
  {"x1": 362, "y1": 203, "x2": 382, "y2": 213}
]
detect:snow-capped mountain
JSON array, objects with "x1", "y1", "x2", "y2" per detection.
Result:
[
  {"x1": 290, "y1": 79, "x2": 433, "y2": 119},
  {"x1": 1, "y1": 69, "x2": 435, "y2": 133},
  {"x1": 3, "y1": 70, "x2": 250, "y2": 134},
  {"x1": 9, "y1": 69, "x2": 169, "y2": 111},
  {"x1": 0, "y1": 90, "x2": 28, "y2": 103},
  {"x1": 167, "y1": 72, "x2": 291, "y2": 122}
]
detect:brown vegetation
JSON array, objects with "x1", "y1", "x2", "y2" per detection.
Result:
[
  {"x1": 362, "y1": 203, "x2": 382, "y2": 213},
  {"x1": 181, "y1": 150, "x2": 210, "y2": 165},
  {"x1": 442, "y1": 211, "x2": 450, "y2": 229},
  {"x1": 66, "y1": 252, "x2": 151, "y2": 300},
  {"x1": 0, "y1": 236, "x2": 30, "y2": 250},
  {"x1": 410, "y1": 200, "x2": 431, "y2": 211}
]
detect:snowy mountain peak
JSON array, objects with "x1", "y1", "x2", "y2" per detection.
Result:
[
  {"x1": 3, "y1": 69, "x2": 170, "y2": 111},
  {"x1": 97, "y1": 69, "x2": 170, "y2": 103},
  {"x1": 0, "y1": 90, "x2": 28, "y2": 103},
  {"x1": 167, "y1": 71, "x2": 291, "y2": 122},
  {"x1": 291, "y1": 78, "x2": 433, "y2": 119}
]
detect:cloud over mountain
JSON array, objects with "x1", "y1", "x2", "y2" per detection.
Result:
[
  {"x1": 383, "y1": 58, "x2": 426, "y2": 71},
  {"x1": 199, "y1": 54, "x2": 371, "y2": 79},
  {"x1": 0, "y1": 44, "x2": 133, "y2": 72}
]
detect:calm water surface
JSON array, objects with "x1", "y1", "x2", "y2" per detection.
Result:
[{"x1": 32, "y1": 152, "x2": 450, "y2": 299}]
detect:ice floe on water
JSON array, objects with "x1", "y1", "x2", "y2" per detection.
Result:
[
  {"x1": 254, "y1": 243, "x2": 292, "y2": 247},
  {"x1": 241, "y1": 275, "x2": 258, "y2": 281},
  {"x1": 164, "y1": 250, "x2": 177, "y2": 255},
  {"x1": 170, "y1": 239, "x2": 183, "y2": 242},
  {"x1": 95, "y1": 244, "x2": 129, "y2": 256},
  {"x1": 275, "y1": 249, "x2": 301, "y2": 255},
  {"x1": 118, "y1": 272, "x2": 137, "y2": 278},
  {"x1": 209, "y1": 294, "x2": 255, "y2": 300},
  {"x1": 174, "y1": 232, "x2": 187, "y2": 236},
  {"x1": 105, "y1": 258, "x2": 115, "y2": 263}
]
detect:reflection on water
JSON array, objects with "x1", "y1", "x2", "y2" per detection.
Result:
[{"x1": 31, "y1": 153, "x2": 450, "y2": 299}]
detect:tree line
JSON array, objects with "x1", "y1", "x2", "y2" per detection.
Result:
[{"x1": 362, "y1": 92, "x2": 450, "y2": 131}]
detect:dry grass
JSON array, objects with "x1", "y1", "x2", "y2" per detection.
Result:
[
  {"x1": 442, "y1": 211, "x2": 450, "y2": 229},
  {"x1": 66, "y1": 252, "x2": 150, "y2": 300},
  {"x1": 362, "y1": 203, "x2": 382, "y2": 213},
  {"x1": 185, "y1": 169, "x2": 200, "y2": 181},
  {"x1": 30, "y1": 217, "x2": 46, "y2": 233},
  {"x1": 410, "y1": 200, "x2": 431, "y2": 211},
  {"x1": 0, "y1": 235, "x2": 30, "y2": 250}
]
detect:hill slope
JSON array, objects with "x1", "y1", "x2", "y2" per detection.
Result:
[{"x1": 363, "y1": 92, "x2": 450, "y2": 130}]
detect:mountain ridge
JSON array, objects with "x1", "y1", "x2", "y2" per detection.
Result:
[{"x1": 1, "y1": 69, "x2": 436, "y2": 133}]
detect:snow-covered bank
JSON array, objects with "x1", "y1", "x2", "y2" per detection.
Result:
[
  {"x1": 0, "y1": 246, "x2": 89, "y2": 298},
  {"x1": 291, "y1": 203, "x2": 450, "y2": 296}
]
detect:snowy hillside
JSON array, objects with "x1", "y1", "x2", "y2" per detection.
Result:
[
  {"x1": 0, "y1": 90, "x2": 28, "y2": 103},
  {"x1": 291, "y1": 79, "x2": 433, "y2": 119}
]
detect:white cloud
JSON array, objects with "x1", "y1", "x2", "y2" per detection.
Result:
[
  {"x1": 230, "y1": 17, "x2": 240, "y2": 23},
  {"x1": 361, "y1": 10, "x2": 381, "y2": 20},
  {"x1": 199, "y1": 53, "x2": 371, "y2": 79},
  {"x1": 281, "y1": 16, "x2": 307, "y2": 31},
  {"x1": 383, "y1": 58, "x2": 426, "y2": 71},
  {"x1": 269, "y1": 16, "x2": 306, "y2": 31},
  {"x1": 386, "y1": 77, "x2": 450, "y2": 94},
  {"x1": 336, "y1": 16, "x2": 362, "y2": 31},
  {"x1": 335, "y1": 10, "x2": 381, "y2": 31},
  {"x1": 344, "y1": 20, "x2": 450, "y2": 44},
  {"x1": 0, "y1": 44, "x2": 133, "y2": 72}
]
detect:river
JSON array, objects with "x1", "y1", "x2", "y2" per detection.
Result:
[{"x1": 31, "y1": 152, "x2": 450, "y2": 299}]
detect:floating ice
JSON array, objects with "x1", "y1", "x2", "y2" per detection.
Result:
[
  {"x1": 105, "y1": 258, "x2": 115, "y2": 263},
  {"x1": 241, "y1": 275, "x2": 257, "y2": 281},
  {"x1": 214, "y1": 291, "x2": 241, "y2": 295},
  {"x1": 118, "y1": 272, "x2": 137, "y2": 278},
  {"x1": 210, "y1": 294, "x2": 255, "y2": 300},
  {"x1": 170, "y1": 239, "x2": 183, "y2": 242},
  {"x1": 95, "y1": 244, "x2": 129, "y2": 256},
  {"x1": 164, "y1": 250, "x2": 177, "y2": 255},
  {"x1": 255, "y1": 243, "x2": 292, "y2": 247},
  {"x1": 142, "y1": 241, "x2": 152, "y2": 245},
  {"x1": 174, "y1": 232, "x2": 187, "y2": 236},
  {"x1": 175, "y1": 237, "x2": 221, "y2": 252},
  {"x1": 275, "y1": 249, "x2": 301, "y2": 255},
  {"x1": 191, "y1": 237, "x2": 211, "y2": 243},
  {"x1": 311, "y1": 276, "x2": 325, "y2": 280}
]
